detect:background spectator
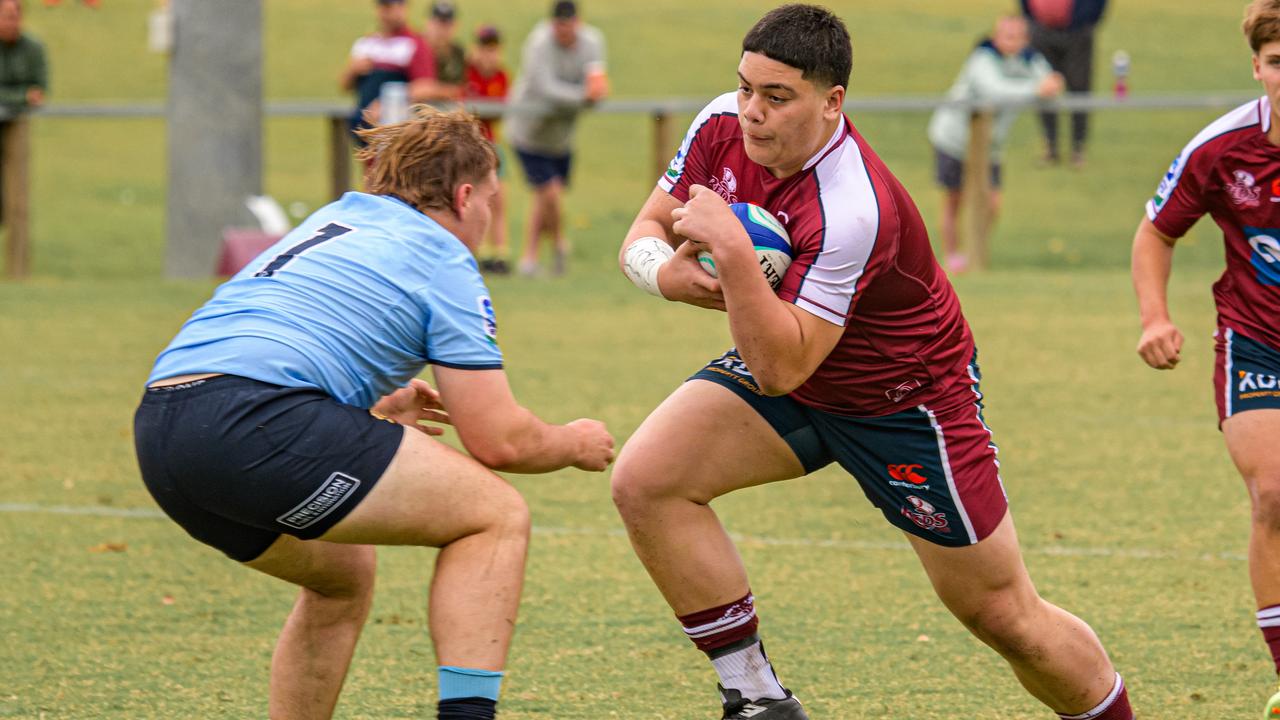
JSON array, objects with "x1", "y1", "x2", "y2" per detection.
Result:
[
  {"x1": 0, "y1": 0, "x2": 46, "y2": 117},
  {"x1": 927, "y1": 14, "x2": 1062, "y2": 273},
  {"x1": 1021, "y1": 0, "x2": 1108, "y2": 167},
  {"x1": 339, "y1": 0, "x2": 436, "y2": 142},
  {"x1": 0, "y1": 0, "x2": 46, "y2": 225},
  {"x1": 422, "y1": 0, "x2": 465, "y2": 101},
  {"x1": 466, "y1": 24, "x2": 512, "y2": 275},
  {"x1": 505, "y1": 0, "x2": 608, "y2": 277}
]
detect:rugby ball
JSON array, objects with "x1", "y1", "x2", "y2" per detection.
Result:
[{"x1": 697, "y1": 202, "x2": 792, "y2": 290}]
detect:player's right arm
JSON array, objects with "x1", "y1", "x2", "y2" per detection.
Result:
[
  {"x1": 619, "y1": 187, "x2": 724, "y2": 310},
  {"x1": 620, "y1": 94, "x2": 737, "y2": 310},
  {"x1": 1131, "y1": 217, "x2": 1184, "y2": 370},
  {"x1": 431, "y1": 366, "x2": 614, "y2": 473},
  {"x1": 1133, "y1": 113, "x2": 1223, "y2": 371}
]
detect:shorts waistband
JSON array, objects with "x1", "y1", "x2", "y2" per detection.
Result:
[{"x1": 141, "y1": 374, "x2": 281, "y2": 401}]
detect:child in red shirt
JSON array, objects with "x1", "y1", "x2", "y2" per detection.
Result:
[{"x1": 465, "y1": 25, "x2": 511, "y2": 274}]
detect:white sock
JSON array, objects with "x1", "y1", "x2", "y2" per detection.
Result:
[{"x1": 710, "y1": 638, "x2": 787, "y2": 701}]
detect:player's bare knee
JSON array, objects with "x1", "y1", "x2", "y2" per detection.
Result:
[
  {"x1": 479, "y1": 481, "x2": 532, "y2": 543},
  {"x1": 1251, "y1": 474, "x2": 1280, "y2": 530},
  {"x1": 308, "y1": 545, "x2": 377, "y2": 602},
  {"x1": 963, "y1": 601, "x2": 1046, "y2": 662},
  {"x1": 611, "y1": 453, "x2": 691, "y2": 513}
]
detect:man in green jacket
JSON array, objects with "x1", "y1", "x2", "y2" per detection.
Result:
[
  {"x1": 0, "y1": 0, "x2": 46, "y2": 116},
  {"x1": 0, "y1": 0, "x2": 46, "y2": 225},
  {"x1": 927, "y1": 15, "x2": 1060, "y2": 274}
]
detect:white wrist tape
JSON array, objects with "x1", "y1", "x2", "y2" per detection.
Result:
[{"x1": 622, "y1": 236, "x2": 674, "y2": 298}]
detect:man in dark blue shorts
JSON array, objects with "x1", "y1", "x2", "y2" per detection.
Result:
[
  {"x1": 505, "y1": 0, "x2": 608, "y2": 276},
  {"x1": 135, "y1": 108, "x2": 614, "y2": 720}
]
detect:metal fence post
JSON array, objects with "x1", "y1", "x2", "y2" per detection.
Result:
[
  {"x1": 3, "y1": 116, "x2": 29, "y2": 279},
  {"x1": 961, "y1": 110, "x2": 994, "y2": 271}
]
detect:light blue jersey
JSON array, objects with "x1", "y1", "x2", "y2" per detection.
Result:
[{"x1": 148, "y1": 193, "x2": 503, "y2": 409}]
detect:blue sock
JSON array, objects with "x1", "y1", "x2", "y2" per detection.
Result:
[
  {"x1": 438, "y1": 667, "x2": 503, "y2": 720},
  {"x1": 438, "y1": 665, "x2": 504, "y2": 701}
]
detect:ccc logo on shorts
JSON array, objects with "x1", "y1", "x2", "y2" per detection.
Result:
[{"x1": 887, "y1": 464, "x2": 928, "y2": 485}]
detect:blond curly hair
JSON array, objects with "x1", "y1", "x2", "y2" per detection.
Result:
[{"x1": 355, "y1": 106, "x2": 498, "y2": 214}]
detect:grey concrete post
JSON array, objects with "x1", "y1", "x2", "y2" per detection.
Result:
[{"x1": 165, "y1": 0, "x2": 262, "y2": 278}]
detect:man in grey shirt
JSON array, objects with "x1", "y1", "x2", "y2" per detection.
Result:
[{"x1": 506, "y1": 0, "x2": 608, "y2": 276}]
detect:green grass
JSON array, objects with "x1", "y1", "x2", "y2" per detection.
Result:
[{"x1": 0, "y1": 0, "x2": 1270, "y2": 718}]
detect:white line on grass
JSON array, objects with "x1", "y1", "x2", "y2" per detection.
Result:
[{"x1": 0, "y1": 502, "x2": 1246, "y2": 563}]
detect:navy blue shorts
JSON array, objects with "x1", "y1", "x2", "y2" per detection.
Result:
[
  {"x1": 691, "y1": 348, "x2": 1008, "y2": 547},
  {"x1": 934, "y1": 148, "x2": 1002, "y2": 191},
  {"x1": 1216, "y1": 327, "x2": 1280, "y2": 423},
  {"x1": 515, "y1": 147, "x2": 572, "y2": 188},
  {"x1": 133, "y1": 375, "x2": 404, "y2": 561}
]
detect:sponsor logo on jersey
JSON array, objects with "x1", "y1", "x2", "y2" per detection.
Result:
[
  {"x1": 1245, "y1": 227, "x2": 1280, "y2": 286},
  {"x1": 277, "y1": 472, "x2": 361, "y2": 530},
  {"x1": 1270, "y1": 178, "x2": 1280, "y2": 203},
  {"x1": 665, "y1": 143, "x2": 687, "y2": 183},
  {"x1": 900, "y1": 495, "x2": 950, "y2": 534},
  {"x1": 885, "y1": 379, "x2": 924, "y2": 403},
  {"x1": 1227, "y1": 169, "x2": 1262, "y2": 208},
  {"x1": 477, "y1": 295, "x2": 498, "y2": 344},
  {"x1": 709, "y1": 166, "x2": 739, "y2": 203},
  {"x1": 1151, "y1": 155, "x2": 1182, "y2": 211}
]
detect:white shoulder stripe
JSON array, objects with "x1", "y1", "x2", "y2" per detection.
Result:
[
  {"x1": 1148, "y1": 97, "x2": 1262, "y2": 222},
  {"x1": 659, "y1": 92, "x2": 738, "y2": 192},
  {"x1": 794, "y1": 137, "x2": 878, "y2": 326}
]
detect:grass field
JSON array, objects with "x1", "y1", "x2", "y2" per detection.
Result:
[{"x1": 0, "y1": 1, "x2": 1270, "y2": 718}]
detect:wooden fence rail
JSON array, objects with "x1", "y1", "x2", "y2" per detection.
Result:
[{"x1": 3, "y1": 92, "x2": 1259, "y2": 279}]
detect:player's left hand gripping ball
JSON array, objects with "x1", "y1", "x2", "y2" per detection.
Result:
[{"x1": 697, "y1": 202, "x2": 793, "y2": 289}]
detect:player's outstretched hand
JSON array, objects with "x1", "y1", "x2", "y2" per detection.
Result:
[
  {"x1": 658, "y1": 239, "x2": 725, "y2": 311},
  {"x1": 1137, "y1": 319, "x2": 1184, "y2": 370},
  {"x1": 567, "y1": 418, "x2": 616, "y2": 471},
  {"x1": 371, "y1": 378, "x2": 452, "y2": 435}
]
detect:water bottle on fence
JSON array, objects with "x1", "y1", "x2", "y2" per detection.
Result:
[
  {"x1": 379, "y1": 81, "x2": 409, "y2": 125},
  {"x1": 1112, "y1": 50, "x2": 1130, "y2": 100}
]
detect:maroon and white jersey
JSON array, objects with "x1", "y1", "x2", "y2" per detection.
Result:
[
  {"x1": 1147, "y1": 96, "x2": 1280, "y2": 350},
  {"x1": 349, "y1": 27, "x2": 436, "y2": 81},
  {"x1": 661, "y1": 93, "x2": 973, "y2": 416}
]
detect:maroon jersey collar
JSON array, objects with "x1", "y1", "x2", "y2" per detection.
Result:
[{"x1": 800, "y1": 115, "x2": 850, "y2": 173}]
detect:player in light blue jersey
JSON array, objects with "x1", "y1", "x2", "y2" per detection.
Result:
[{"x1": 134, "y1": 107, "x2": 615, "y2": 720}]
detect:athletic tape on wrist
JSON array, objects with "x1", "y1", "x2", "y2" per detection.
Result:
[{"x1": 622, "y1": 236, "x2": 674, "y2": 298}]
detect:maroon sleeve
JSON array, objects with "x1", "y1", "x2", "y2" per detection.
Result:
[
  {"x1": 1146, "y1": 138, "x2": 1215, "y2": 239},
  {"x1": 406, "y1": 37, "x2": 437, "y2": 81},
  {"x1": 658, "y1": 95, "x2": 739, "y2": 203}
]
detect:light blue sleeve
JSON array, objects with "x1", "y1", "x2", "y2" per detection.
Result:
[{"x1": 420, "y1": 255, "x2": 505, "y2": 370}]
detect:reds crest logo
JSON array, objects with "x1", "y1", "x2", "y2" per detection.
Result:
[
  {"x1": 1227, "y1": 169, "x2": 1262, "y2": 208},
  {"x1": 709, "y1": 166, "x2": 739, "y2": 203},
  {"x1": 900, "y1": 495, "x2": 950, "y2": 534},
  {"x1": 885, "y1": 379, "x2": 924, "y2": 403}
]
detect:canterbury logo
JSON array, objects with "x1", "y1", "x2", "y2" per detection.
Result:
[
  {"x1": 887, "y1": 464, "x2": 927, "y2": 484},
  {"x1": 737, "y1": 705, "x2": 768, "y2": 718}
]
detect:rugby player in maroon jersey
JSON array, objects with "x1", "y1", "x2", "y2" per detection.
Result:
[
  {"x1": 615, "y1": 5, "x2": 1134, "y2": 720},
  {"x1": 1133, "y1": 2, "x2": 1280, "y2": 714}
]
